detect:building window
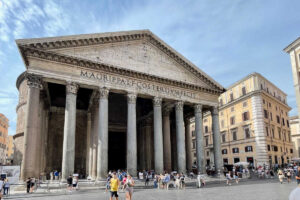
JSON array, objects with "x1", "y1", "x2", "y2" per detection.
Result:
[
  {"x1": 242, "y1": 111, "x2": 249, "y2": 121},
  {"x1": 261, "y1": 84, "x2": 264, "y2": 90},
  {"x1": 192, "y1": 130, "x2": 195, "y2": 136},
  {"x1": 267, "y1": 145, "x2": 271, "y2": 151},
  {"x1": 278, "y1": 128, "x2": 281, "y2": 139},
  {"x1": 264, "y1": 110, "x2": 268, "y2": 119},
  {"x1": 272, "y1": 128, "x2": 275, "y2": 138},
  {"x1": 273, "y1": 146, "x2": 278, "y2": 152},
  {"x1": 269, "y1": 103, "x2": 271, "y2": 107},
  {"x1": 266, "y1": 127, "x2": 269, "y2": 136},
  {"x1": 231, "y1": 106, "x2": 235, "y2": 112},
  {"x1": 231, "y1": 129, "x2": 237, "y2": 141},
  {"x1": 232, "y1": 148, "x2": 239, "y2": 154},
  {"x1": 245, "y1": 146, "x2": 253, "y2": 152},
  {"x1": 243, "y1": 101, "x2": 248, "y2": 107},
  {"x1": 276, "y1": 115, "x2": 280, "y2": 124},
  {"x1": 205, "y1": 136, "x2": 209, "y2": 146},
  {"x1": 230, "y1": 116, "x2": 235, "y2": 125},
  {"x1": 205, "y1": 126, "x2": 208, "y2": 133},
  {"x1": 206, "y1": 151, "x2": 209, "y2": 156},
  {"x1": 289, "y1": 131, "x2": 291, "y2": 142},
  {"x1": 242, "y1": 87, "x2": 246, "y2": 96},
  {"x1": 192, "y1": 140, "x2": 196, "y2": 149},
  {"x1": 244, "y1": 126, "x2": 250, "y2": 139},
  {"x1": 234, "y1": 158, "x2": 240, "y2": 163},
  {"x1": 270, "y1": 112, "x2": 273, "y2": 121},
  {"x1": 263, "y1": 99, "x2": 265, "y2": 104},
  {"x1": 222, "y1": 133, "x2": 226, "y2": 143},
  {"x1": 291, "y1": 149, "x2": 293, "y2": 154},
  {"x1": 222, "y1": 149, "x2": 228, "y2": 154},
  {"x1": 230, "y1": 93, "x2": 234, "y2": 102},
  {"x1": 283, "y1": 131, "x2": 286, "y2": 141},
  {"x1": 287, "y1": 120, "x2": 290, "y2": 128},
  {"x1": 282, "y1": 118, "x2": 285, "y2": 126}
]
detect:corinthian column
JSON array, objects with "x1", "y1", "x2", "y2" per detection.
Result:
[
  {"x1": 211, "y1": 106, "x2": 223, "y2": 174},
  {"x1": 163, "y1": 107, "x2": 172, "y2": 172},
  {"x1": 175, "y1": 101, "x2": 186, "y2": 174},
  {"x1": 195, "y1": 104, "x2": 205, "y2": 174},
  {"x1": 20, "y1": 74, "x2": 43, "y2": 180},
  {"x1": 97, "y1": 88, "x2": 109, "y2": 180},
  {"x1": 61, "y1": 82, "x2": 79, "y2": 181},
  {"x1": 127, "y1": 93, "x2": 137, "y2": 176},
  {"x1": 185, "y1": 118, "x2": 192, "y2": 172},
  {"x1": 153, "y1": 97, "x2": 164, "y2": 174}
]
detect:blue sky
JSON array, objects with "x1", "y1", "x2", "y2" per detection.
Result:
[{"x1": 0, "y1": 0, "x2": 299, "y2": 135}]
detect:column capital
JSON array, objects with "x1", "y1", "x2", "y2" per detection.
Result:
[
  {"x1": 66, "y1": 82, "x2": 79, "y2": 94},
  {"x1": 163, "y1": 106, "x2": 172, "y2": 116},
  {"x1": 194, "y1": 104, "x2": 203, "y2": 114},
  {"x1": 175, "y1": 101, "x2": 184, "y2": 111},
  {"x1": 25, "y1": 73, "x2": 43, "y2": 89},
  {"x1": 99, "y1": 87, "x2": 109, "y2": 99},
  {"x1": 127, "y1": 93, "x2": 137, "y2": 104},
  {"x1": 153, "y1": 97, "x2": 162, "y2": 107},
  {"x1": 211, "y1": 106, "x2": 219, "y2": 116}
]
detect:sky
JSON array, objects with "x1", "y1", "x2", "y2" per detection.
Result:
[{"x1": 0, "y1": 0, "x2": 299, "y2": 135}]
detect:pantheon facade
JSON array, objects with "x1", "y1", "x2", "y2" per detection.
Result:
[{"x1": 14, "y1": 30, "x2": 225, "y2": 181}]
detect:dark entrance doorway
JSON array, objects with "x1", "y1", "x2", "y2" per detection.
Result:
[{"x1": 108, "y1": 132, "x2": 126, "y2": 170}]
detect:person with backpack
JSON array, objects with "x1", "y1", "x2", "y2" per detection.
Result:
[{"x1": 287, "y1": 170, "x2": 292, "y2": 183}]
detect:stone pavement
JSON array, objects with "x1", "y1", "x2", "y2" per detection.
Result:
[{"x1": 3, "y1": 179, "x2": 297, "y2": 200}]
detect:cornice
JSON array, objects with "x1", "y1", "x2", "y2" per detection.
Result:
[
  {"x1": 16, "y1": 30, "x2": 225, "y2": 92},
  {"x1": 19, "y1": 45, "x2": 223, "y2": 95}
]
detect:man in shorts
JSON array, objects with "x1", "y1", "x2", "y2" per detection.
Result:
[
  {"x1": 110, "y1": 172, "x2": 120, "y2": 200},
  {"x1": 67, "y1": 175, "x2": 73, "y2": 191}
]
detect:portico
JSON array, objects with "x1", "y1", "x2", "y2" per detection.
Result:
[{"x1": 15, "y1": 30, "x2": 225, "y2": 181}]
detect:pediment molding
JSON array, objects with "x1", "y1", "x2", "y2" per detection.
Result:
[
  {"x1": 19, "y1": 45, "x2": 222, "y2": 95},
  {"x1": 16, "y1": 30, "x2": 224, "y2": 92}
]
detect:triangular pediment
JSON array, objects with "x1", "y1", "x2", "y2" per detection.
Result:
[{"x1": 16, "y1": 30, "x2": 224, "y2": 92}]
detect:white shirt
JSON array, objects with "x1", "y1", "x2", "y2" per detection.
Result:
[{"x1": 289, "y1": 187, "x2": 300, "y2": 200}]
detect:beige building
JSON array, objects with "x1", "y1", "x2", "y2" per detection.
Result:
[
  {"x1": 6, "y1": 135, "x2": 14, "y2": 164},
  {"x1": 14, "y1": 30, "x2": 225, "y2": 180},
  {"x1": 0, "y1": 113, "x2": 8, "y2": 164},
  {"x1": 289, "y1": 116, "x2": 300, "y2": 158},
  {"x1": 190, "y1": 73, "x2": 294, "y2": 168}
]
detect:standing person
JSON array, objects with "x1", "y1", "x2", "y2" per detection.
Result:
[
  {"x1": 145, "y1": 172, "x2": 149, "y2": 187},
  {"x1": 72, "y1": 176, "x2": 78, "y2": 190},
  {"x1": 179, "y1": 173, "x2": 185, "y2": 189},
  {"x1": 26, "y1": 178, "x2": 31, "y2": 193},
  {"x1": 296, "y1": 166, "x2": 300, "y2": 185},
  {"x1": 278, "y1": 169, "x2": 284, "y2": 184},
  {"x1": 125, "y1": 174, "x2": 135, "y2": 200},
  {"x1": 3, "y1": 179, "x2": 9, "y2": 195},
  {"x1": 105, "y1": 174, "x2": 112, "y2": 193},
  {"x1": 110, "y1": 172, "x2": 120, "y2": 200},
  {"x1": 226, "y1": 172, "x2": 232, "y2": 186},
  {"x1": 122, "y1": 175, "x2": 127, "y2": 192},
  {"x1": 287, "y1": 170, "x2": 292, "y2": 183},
  {"x1": 67, "y1": 175, "x2": 73, "y2": 191}
]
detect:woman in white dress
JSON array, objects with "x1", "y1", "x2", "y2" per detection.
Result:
[{"x1": 125, "y1": 174, "x2": 135, "y2": 200}]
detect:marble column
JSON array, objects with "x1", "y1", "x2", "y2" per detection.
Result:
[
  {"x1": 91, "y1": 103, "x2": 98, "y2": 179},
  {"x1": 153, "y1": 97, "x2": 164, "y2": 173},
  {"x1": 20, "y1": 74, "x2": 43, "y2": 180},
  {"x1": 88, "y1": 110, "x2": 94, "y2": 178},
  {"x1": 185, "y1": 118, "x2": 193, "y2": 172},
  {"x1": 175, "y1": 101, "x2": 186, "y2": 174},
  {"x1": 86, "y1": 112, "x2": 91, "y2": 177},
  {"x1": 61, "y1": 82, "x2": 79, "y2": 181},
  {"x1": 97, "y1": 88, "x2": 109, "y2": 180},
  {"x1": 127, "y1": 93, "x2": 137, "y2": 176},
  {"x1": 144, "y1": 118, "x2": 152, "y2": 170},
  {"x1": 211, "y1": 106, "x2": 223, "y2": 174},
  {"x1": 163, "y1": 107, "x2": 172, "y2": 172},
  {"x1": 195, "y1": 104, "x2": 205, "y2": 174}
]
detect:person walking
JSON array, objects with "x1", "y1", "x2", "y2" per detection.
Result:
[
  {"x1": 145, "y1": 172, "x2": 149, "y2": 187},
  {"x1": 125, "y1": 174, "x2": 134, "y2": 200},
  {"x1": 3, "y1": 179, "x2": 9, "y2": 195},
  {"x1": 278, "y1": 169, "x2": 284, "y2": 184},
  {"x1": 226, "y1": 172, "x2": 232, "y2": 186},
  {"x1": 110, "y1": 172, "x2": 120, "y2": 200},
  {"x1": 105, "y1": 174, "x2": 112, "y2": 193}
]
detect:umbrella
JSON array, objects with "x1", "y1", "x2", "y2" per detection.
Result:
[{"x1": 234, "y1": 162, "x2": 249, "y2": 166}]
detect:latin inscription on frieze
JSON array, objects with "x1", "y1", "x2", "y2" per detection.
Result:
[{"x1": 80, "y1": 70, "x2": 197, "y2": 100}]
